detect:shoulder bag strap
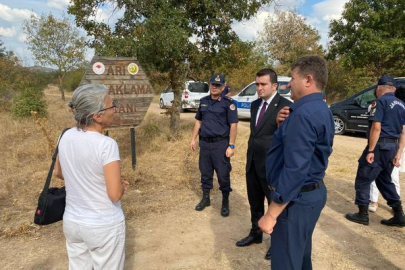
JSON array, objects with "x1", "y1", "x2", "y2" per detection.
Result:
[{"x1": 41, "y1": 128, "x2": 71, "y2": 193}]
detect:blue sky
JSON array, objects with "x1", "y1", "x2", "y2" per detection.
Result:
[{"x1": 0, "y1": 0, "x2": 349, "y2": 66}]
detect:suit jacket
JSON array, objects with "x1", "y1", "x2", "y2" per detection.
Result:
[{"x1": 246, "y1": 93, "x2": 292, "y2": 179}]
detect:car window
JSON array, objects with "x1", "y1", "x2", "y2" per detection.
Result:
[
  {"x1": 355, "y1": 88, "x2": 376, "y2": 107},
  {"x1": 188, "y1": 82, "x2": 209, "y2": 93},
  {"x1": 239, "y1": 84, "x2": 256, "y2": 97},
  {"x1": 395, "y1": 81, "x2": 405, "y2": 102},
  {"x1": 277, "y1": 82, "x2": 290, "y2": 95}
]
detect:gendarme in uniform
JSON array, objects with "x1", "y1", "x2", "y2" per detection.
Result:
[
  {"x1": 196, "y1": 95, "x2": 237, "y2": 141},
  {"x1": 346, "y1": 76, "x2": 405, "y2": 227},
  {"x1": 190, "y1": 74, "x2": 238, "y2": 217}
]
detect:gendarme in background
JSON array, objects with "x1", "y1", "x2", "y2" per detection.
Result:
[{"x1": 80, "y1": 56, "x2": 154, "y2": 127}]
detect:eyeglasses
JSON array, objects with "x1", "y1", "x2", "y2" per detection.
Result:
[
  {"x1": 211, "y1": 83, "x2": 223, "y2": 87},
  {"x1": 98, "y1": 100, "x2": 117, "y2": 113}
]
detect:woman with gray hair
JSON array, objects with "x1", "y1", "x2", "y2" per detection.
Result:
[{"x1": 54, "y1": 84, "x2": 128, "y2": 270}]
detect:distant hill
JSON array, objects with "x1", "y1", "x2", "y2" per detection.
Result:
[{"x1": 29, "y1": 65, "x2": 56, "y2": 73}]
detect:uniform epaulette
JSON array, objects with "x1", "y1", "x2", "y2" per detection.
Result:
[{"x1": 223, "y1": 96, "x2": 234, "y2": 103}]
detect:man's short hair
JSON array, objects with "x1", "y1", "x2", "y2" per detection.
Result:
[
  {"x1": 379, "y1": 84, "x2": 396, "y2": 92},
  {"x1": 291, "y1": 55, "x2": 328, "y2": 91},
  {"x1": 256, "y1": 68, "x2": 277, "y2": 83}
]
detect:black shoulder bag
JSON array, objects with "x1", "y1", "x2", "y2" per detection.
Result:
[{"x1": 34, "y1": 128, "x2": 70, "y2": 225}]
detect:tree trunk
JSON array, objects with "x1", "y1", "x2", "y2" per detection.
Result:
[
  {"x1": 168, "y1": 65, "x2": 186, "y2": 135},
  {"x1": 58, "y1": 75, "x2": 65, "y2": 101}
]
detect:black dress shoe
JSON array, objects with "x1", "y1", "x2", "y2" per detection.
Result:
[
  {"x1": 265, "y1": 247, "x2": 271, "y2": 260},
  {"x1": 236, "y1": 235, "x2": 262, "y2": 247}
]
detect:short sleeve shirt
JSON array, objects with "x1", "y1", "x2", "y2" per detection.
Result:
[
  {"x1": 368, "y1": 93, "x2": 405, "y2": 139},
  {"x1": 195, "y1": 96, "x2": 238, "y2": 138}
]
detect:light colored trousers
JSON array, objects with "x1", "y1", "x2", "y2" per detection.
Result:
[
  {"x1": 63, "y1": 219, "x2": 126, "y2": 270},
  {"x1": 370, "y1": 150, "x2": 405, "y2": 202},
  {"x1": 370, "y1": 166, "x2": 400, "y2": 202}
]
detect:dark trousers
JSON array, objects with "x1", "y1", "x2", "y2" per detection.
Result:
[
  {"x1": 271, "y1": 183, "x2": 326, "y2": 270},
  {"x1": 246, "y1": 160, "x2": 271, "y2": 235},
  {"x1": 355, "y1": 143, "x2": 401, "y2": 207},
  {"x1": 199, "y1": 139, "x2": 232, "y2": 194}
]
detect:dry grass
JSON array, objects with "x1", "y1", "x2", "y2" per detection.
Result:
[
  {"x1": 0, "y1": 85, "x2": 73, "y2": 237},
  {"x1": 0, "y1": 84, "x2": 214, "y2": 237}
]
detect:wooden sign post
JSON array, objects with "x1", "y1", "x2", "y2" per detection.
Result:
[{"x1": 80, "y1": 56, "x2": 155, "y2": 169}]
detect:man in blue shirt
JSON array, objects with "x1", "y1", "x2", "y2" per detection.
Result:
[
  {"x1": 190, "y1": 74, "x2": 238, "y2": 217},
  {"x1": 259, "y1": 55, "x2": 334, "y2": 270},
  {"x1": 346, "y1": 76, "x2": 405, "y2": 227}
]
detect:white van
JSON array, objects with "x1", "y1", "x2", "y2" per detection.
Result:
[
  {"x1": 231, "y1": 76, "x2": 292, "y2": 118},
  {"x1": 159, "y1": 81, "x2": 209, "y2": 110}
]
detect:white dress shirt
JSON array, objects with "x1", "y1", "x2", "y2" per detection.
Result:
[{"x1": 255, "y1": 92, "x2": 277, "y2": 126}]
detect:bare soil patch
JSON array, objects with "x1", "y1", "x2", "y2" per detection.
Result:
[{"x1": 0, "y1": 86, "x2": 404, "y2": 270}]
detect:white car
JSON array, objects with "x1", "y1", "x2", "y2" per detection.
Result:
[
  {"x1": 159, "y1": 81, "x2": 209, "y2": 110},
  {"x1": 231, "y1": 76, "x2": 292, "y2": 118}
]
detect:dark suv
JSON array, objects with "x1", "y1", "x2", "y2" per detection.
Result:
[{"x1": 329, "y1": 77, "x2": 405, "y2": 135}]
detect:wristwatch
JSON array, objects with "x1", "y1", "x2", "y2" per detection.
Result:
[{"x1": 229, "y1": 144, "x2": 235, "y2": 149}]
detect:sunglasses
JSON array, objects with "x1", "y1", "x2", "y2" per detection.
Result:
[
  {"x1": 211, "y1": 83, "x2": 223, "y2": 87},
  {"x1": 98, "y1": 100, "x2": 117, "y2": 112}
]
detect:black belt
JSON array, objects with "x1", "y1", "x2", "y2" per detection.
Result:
[
  {"x1": 200, "y1": 136, "x2": 229, "y2": 143},
  {"x1": 378, "y1": 138, "x2": 398, "y2": 143},
  {"x1": 268, "y1": 179, "x2": 324, "y2": 193}
]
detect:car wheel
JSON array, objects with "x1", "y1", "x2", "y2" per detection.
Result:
[
  {"x1": 334, "y1": 116, "x2": 346, "y2": 135},
  {"x1": 159, "y1": 99, "x2": 165, "y2": 109}
]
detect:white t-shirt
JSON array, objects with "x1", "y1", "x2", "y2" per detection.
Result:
[{"x1": 59, "y1": 128, "x2": 124, "y2": 226}]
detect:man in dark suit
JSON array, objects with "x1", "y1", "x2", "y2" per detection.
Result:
[{"x1": 236, "y1": 68, "x2": 292, "y2": 260}]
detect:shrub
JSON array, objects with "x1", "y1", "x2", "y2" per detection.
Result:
[
  {"x1": 11, "y1": 87, "x2": 48, "y2": 118},
  {"x1": 62, "y1": 68, "x2": 86, "y2": 92}
]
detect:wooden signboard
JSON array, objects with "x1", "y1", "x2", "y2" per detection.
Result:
[{"x1": 80, "y1": 56, "x2": 154, "y2": 127}]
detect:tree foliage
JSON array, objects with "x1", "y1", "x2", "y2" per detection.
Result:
[
  {"x1": 328, "y1": 0, "x2": 405, "y2": 77},
  {"x1": 0, "y1": 51, "x2": 22, "y2": 105},
  {"x1": 69, "y1": 0, "x2": 273, "y2": 132},
  {"x1": 11, "y1": 87, "x2": 48, "y2": 119},
  {"x1": 326, "y1": 58, "x2": 375, "y2": 102},
  {"x1": 0, "y1": 50, "x2": 54, "y2": 115},
  {"x1": 23, "y1": 13, "x2": 87, "y2": 100},
  {"x1": 257, "y1": 10, "x2": 323, "y2": 75},
  {"x1": 62, "y1": 67, "x2": 87, "y2": 92},
  {"x1": 0, "y1": 39, "x2": 6, "y2": 58},
  {"x1": 212, "y1": 41, "x2": 267, "y2": 92}
]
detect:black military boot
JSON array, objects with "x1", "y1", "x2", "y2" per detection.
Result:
[
  {"x1": 221, "y1": 193, "x2": 230, "y2": 217},
  {"x1": 195, "y1": 189, "x2": 210, "y2": 211},
  {"x1": 381, "y1": 205, "x2": 405, "y2": 227},
  {"x1": 345, "y1": 205, "x2": 369, "y2": 225}
]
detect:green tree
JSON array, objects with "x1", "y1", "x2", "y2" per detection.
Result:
[
  {"x1": 0, "y1": 51, "x2": 22, "y2": 103},
  {"x1": 326, "y1": 58, "x2": 375, "y2": 103},
  {"x1": 328, "y1": 0, "x2": 405, "y2": 77},
  {"x1": 214, "y1": 41, "x2": 267, "y2": 92},
  {"x1": 11, "y1": 87, "x2": 48, "y2": 119},
  {"x1": 0, "y1": 39, "x2": 6, "y2": 58},
  {"x1": 257, "y1": 10, "x2": 323, "y2": 75},
  {"x1": 69, "y1": 0, "x2": 273, "y2": 133},
  {"x1": 23, "y1": 13, "x2": 87, "y2": 101}
]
